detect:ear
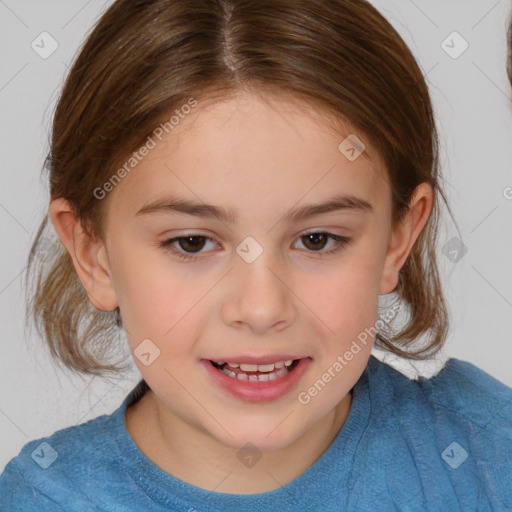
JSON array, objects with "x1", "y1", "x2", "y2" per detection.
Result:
[
  {"x1": 49, "y1": 198, "x2": 119, "y2": 311},
  {"x1": 379, "y1": 183, "x2": 434, "y2": 295}
]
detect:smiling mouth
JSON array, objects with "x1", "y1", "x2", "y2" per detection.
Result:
[{"x1": 210, "y1": 359, "x2": 301, "y2": 382}]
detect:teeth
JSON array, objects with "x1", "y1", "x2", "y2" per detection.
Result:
[
  {"x1": 226, "y1": 360, "x2": 296, "y2": 373},
  {"x1": 257, "y1": 363, "x2": 275, "y2": 372},
  {"x1": 239, "y1": 362, "x2": 275, "y2": 373},
  {"x1": 220, "y1": 365, "x2": 290, "y2": 382},
  {"x1": 240, "y1": 363, "x2": 259, "y2": 372},
  {"x1": 213, "y1": 358, "x2": 301, "y2": 382}
]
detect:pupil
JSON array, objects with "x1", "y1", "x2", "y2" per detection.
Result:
[
  {"x1": 304, "y1": 233, "x2": 327, "y2": 251},
  {"x1": 180, "y1": 236, "x2": 206, "y2": 253}
]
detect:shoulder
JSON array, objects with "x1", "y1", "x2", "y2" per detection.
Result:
[
  {"x1": 369, "y1": 354, "x2": 512, "y2": 430},
  {"x1": 365, "y1": 354, "x2": 512, "y2": 445},
  {"x1": 0, "y1": 404, "x2": 122, "y2": 511},
  {"x1": 354, "y1": 355, "x2": 512, "y2": 510},
  {"x1": 414, "y1": 356, "x2": 512, "y2": 439},
  {"x1": 419, "y1": 357, "x2": 512, "y2": 423}
]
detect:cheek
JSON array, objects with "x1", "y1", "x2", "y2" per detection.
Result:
[
  {"x1": 108, "y1": 242, "x2": 198, "y2": 345},
  {"x1": 304, "y1": 254, "x2": 382, "y2": 333}
]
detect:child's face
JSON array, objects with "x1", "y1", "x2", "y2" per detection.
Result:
[{"x1": 79, "y1": 90, "x2": 426, "y2": 451}]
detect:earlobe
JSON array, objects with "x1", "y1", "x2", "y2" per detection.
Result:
[
  {"x1": 379, "y1": 183, "x2": 434, "y2": 295},
  {"x1": 49, "y1": 198, "x2": 119, "y2": 312}
]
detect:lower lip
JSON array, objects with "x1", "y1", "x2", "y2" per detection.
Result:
[{"x1": 201, "y1": 358, "x2": 312, "y2": 403}]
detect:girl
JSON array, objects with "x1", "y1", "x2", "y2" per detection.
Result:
[{"x1": 1, "y1": 0, "x2": 511, "y2": 510}]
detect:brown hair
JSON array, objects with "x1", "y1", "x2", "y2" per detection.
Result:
[{"x1": 26, "y1": 0, "x2": 455, "y2": 377}]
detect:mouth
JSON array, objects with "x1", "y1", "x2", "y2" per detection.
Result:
[
  {"x1": 203, "y1": 356, "x2": 311, "y2": 402},
  {"x1": 210, "y1": 359, "x2": 301, "y2": 382}
]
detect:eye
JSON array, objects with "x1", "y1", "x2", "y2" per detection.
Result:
[
  {"x1": 159, "y1": 235, "x2": 219, "y2": 260},
  {"x1": 294, "y1": 231, "x2": 350, "y2": 256}
]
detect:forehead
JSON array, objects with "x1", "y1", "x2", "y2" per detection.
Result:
[{"x1": 104, "y1": 90, "x2": 390, "y2": 223}]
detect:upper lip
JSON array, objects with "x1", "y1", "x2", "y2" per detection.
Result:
[{"x1": 206, "y1": 355, "x2": 310, "y2": 365}]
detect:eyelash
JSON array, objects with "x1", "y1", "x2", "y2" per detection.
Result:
[{"x1": 158, "y1": 231, "x2": 351, "y2": 261}]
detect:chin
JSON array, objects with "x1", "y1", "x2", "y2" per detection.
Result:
[{"x1": 210, "y1": 419, "x2": 306, "y2": 454}]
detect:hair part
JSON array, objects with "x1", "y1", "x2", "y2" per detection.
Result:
[{"x1": 26, "y1": 0, "x2": 456, "y2": 376}]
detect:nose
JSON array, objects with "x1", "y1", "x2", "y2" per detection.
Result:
[{"x1": 221, "y1": 249, "x2": 297, "y2": 335}]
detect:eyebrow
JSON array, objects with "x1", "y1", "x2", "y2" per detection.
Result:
[{"x1": 135, "y1": 194, "x2": 373, "y2": 223}]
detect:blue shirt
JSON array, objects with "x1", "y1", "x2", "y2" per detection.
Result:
[{"x1": 1, "y1": 354, "x2": 511, "y2": 511}]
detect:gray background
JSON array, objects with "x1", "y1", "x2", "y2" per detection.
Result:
[{"x1": 1, "y1": 0, "x2": 512, "y2": 471}]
